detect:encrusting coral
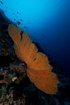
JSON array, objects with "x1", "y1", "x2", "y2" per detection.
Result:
[{"x1": 8, "y1": 24, "x2": 59, "y2": 95}]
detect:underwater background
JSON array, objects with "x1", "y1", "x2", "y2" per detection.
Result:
[
  {"x1": 0, "y1": 0, "x2": 70, "y2": 105},
  {"x1": 0, "y1": 0, "x2": 70, "y2": 77}
]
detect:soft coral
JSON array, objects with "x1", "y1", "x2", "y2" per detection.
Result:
[{"x1": 8, "y1": 24, "x2": 59, "y2": 95}]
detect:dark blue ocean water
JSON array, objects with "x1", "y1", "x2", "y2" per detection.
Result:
[{"x1": 0, "y1": 0, "x2": 70, "y2": 77}]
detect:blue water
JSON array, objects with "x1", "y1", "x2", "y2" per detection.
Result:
[{"x1": 0, "y1": 0, "x2": 70, "y2": 77}]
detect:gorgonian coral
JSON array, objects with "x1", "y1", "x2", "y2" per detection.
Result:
[{"x1": 8, "y1": 24, "x2": 59, "y2": 94}]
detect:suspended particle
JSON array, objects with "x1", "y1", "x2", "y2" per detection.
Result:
[
  {"x1": 14, "y1": 18, "x2": 16, "y2": 21},
  {"x1": 17, "y1": 11, "x2": 19, "y2": 14},
  {"x1": 5, "y1": 6, "x2": 7, "y2": 9},
  {"x1": 20, "y1": 19, "x2": 23, "y2": 21},
  {"x1": 17, "y1": 21, "x2": 21, "y2": 25},
  {"x1": 0, "y1": 1, "x2": 3, "y2": 4}
]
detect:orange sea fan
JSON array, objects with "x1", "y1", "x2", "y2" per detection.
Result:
[{"x1": 8, "y1": 24, "x2": 59, "y2": 95}]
